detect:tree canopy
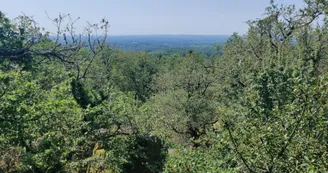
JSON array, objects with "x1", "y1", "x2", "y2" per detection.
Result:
[{"x1": 1, "y1": 0, "x2": 328, "y2": 172}]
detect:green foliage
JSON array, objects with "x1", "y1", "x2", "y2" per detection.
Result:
[
  {"x1": 164, "y1": 130, "x2": 237, "y2": 173},
  {"x1": 149, "y1": 53, "x2": 218, "y2": 147},
  {"x1": 0, "y1": 70, "x2": 84, "y2": 172},
  {"x1": 108, "y1": 50, "x2": 159, "y2": 102},
  {"x1": 2, "y1": 1, "x2": 328, "y2": 172},
  {"x1": 222, "y1": 67, "x2": 328, "y2": 172},
  {"x1": 122, "y1": 135, "x2": 167, "y2": 173}
]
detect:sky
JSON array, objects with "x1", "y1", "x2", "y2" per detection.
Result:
[{"x1": 1, "y1": 0, "x2": 306, "y2": 35}]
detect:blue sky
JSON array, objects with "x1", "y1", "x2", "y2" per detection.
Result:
[{"x1": 1, "y1": 0, "x2": 305, "y2": 35}]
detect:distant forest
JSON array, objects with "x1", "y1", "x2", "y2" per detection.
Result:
[
  {"x1": 59, "y1": 35, "x2": 229, "y2": 56},
  {"x1": 108, "y1": 35, "x2": 229, "y2": 55}
]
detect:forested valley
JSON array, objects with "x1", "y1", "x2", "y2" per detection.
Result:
[{"x1": 1, "y1": 0, "x2": 328, "y2": 172}]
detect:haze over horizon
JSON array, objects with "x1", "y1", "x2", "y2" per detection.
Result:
[{"x1": 2, "y1": 0, "x2": 305, "y2": 35}]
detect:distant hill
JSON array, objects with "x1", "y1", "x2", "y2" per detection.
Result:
[
  {"x1": 54, "y1": 35, "x2": 230, "y2": 55},
  {"x1": 107, "y1": 35, "x2": 230, "y2": 53}
]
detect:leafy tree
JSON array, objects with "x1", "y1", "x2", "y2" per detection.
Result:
[
  {"x1": 108, "y1": 51, "x2": 159, "y2": 102},
  {"x1": 149, "y1": 52, "x2": 218, "y2": 147},
  {"x1": 0, "y1": 70, "x2": 84, "y2": 172}
]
